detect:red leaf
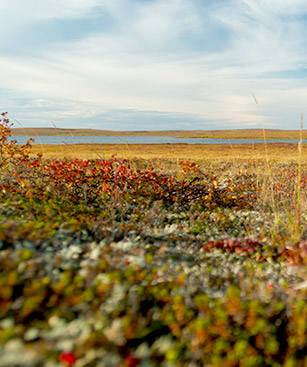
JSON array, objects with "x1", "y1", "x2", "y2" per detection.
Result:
[
  {"x1": 59, "y1": 352, "x2": 77, "y2": 366},
  {"x1": 124, "y1": 355, "x2": 140, "y2": 367}
]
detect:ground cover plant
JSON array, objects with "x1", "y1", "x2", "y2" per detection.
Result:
[{"x1": 0, "y1": 113, "x2": 306, "y2": 367}]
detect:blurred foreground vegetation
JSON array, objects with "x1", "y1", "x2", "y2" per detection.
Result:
[{"x1": 0, "y1": 113, "x2": 306, "y2": 367}]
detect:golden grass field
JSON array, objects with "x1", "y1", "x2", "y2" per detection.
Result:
[
  {"x1": 11, "y1": 127, "x2": 307, "y2": 139},
  {"x1": 30, "y1": 142, "x2": 307, "y2": 166}
]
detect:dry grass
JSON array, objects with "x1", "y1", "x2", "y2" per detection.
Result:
[
  {"x1": 29, "y1": 141, "x2": 307, "y2": 180},
  {"x1": 30, "y1": 142, "x2": 307, "y2": 163},
  {"x1": 179, "y1": 129, "x2": 307, "y2": 139}
]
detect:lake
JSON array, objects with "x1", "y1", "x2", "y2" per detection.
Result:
[{"x1": 9, "y1": 135, "x2": 306, "y2": 145}]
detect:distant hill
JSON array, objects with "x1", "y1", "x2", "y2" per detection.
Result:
[{"x1": 10, "y1": 127, "x2": 307, "y2": 140}]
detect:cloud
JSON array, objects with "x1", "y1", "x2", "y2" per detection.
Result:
[
  {"x1": 211, "y1": 0, "x2": 307, "y2": 69},
  {"x1": 0, "y1": 0, "x2": 101, "y2": 24},
  {"x1": 1, "y1": 0, "x2": 307, "y2": 129}
]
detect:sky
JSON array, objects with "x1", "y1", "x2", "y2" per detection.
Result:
[{"x1": 1, "y1": 0, "x2": 307, "y2": 131}]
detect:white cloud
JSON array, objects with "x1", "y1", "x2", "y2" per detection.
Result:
[
  {"x1": 1, "y1": 0, "x2": 307, "y2": 129},
  {"x1": 0, "y1": 0, "x2": 101, "y2": 23},
  {"x1": 131, "y1": 0, "x2": 204, "y2": 47},
  {"x1": 211, "y1": 0, "x2": 307, "y2": 69}
]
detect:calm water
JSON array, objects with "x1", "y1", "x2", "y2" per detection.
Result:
[{"x1": 10, "y1": 135, "x2": 306, "y2": 145}]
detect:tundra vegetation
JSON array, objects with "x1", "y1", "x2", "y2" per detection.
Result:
[
  {"x1": 0, "y1": 112, "x2": 306, "y2": 367},
  {"x1": 11, "y1": 126, "x2": 307, "y2": 140}
]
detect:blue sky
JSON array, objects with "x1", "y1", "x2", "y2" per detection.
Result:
[{"x1": 1, "y1": 0, "x2": 307, "y2": 130}]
